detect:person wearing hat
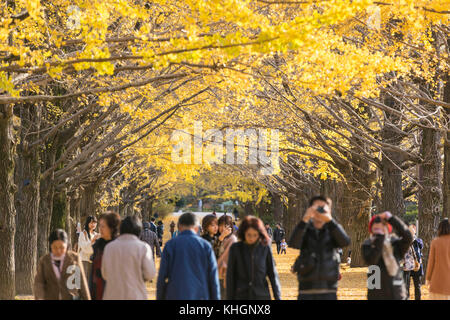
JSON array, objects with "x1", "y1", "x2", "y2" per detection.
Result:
[{"x1": 362, "y1": 211, "x2": 413, "y2": 300}]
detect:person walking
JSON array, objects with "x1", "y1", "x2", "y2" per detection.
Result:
[
  {"x1": 170, "y1": 221, "x2": 176, "y2": 238},
  {"x1": 101, "y1": 216, "x2": 156, "y2": 300},
  {"x1": 362, "y1": 211, "x2": 413, "y2": 300},
  {"x1": 78, "y1": 216, "x2": 100, "y2": 283},
  {"x1": 157, "y1": 220, "x2": 164, "y2": 247},
  {"x1": 265, "y1": 223, "x2": 273, "y2": 240},
  {"x1": 140, "y1": 222, "x2": 161, "y2": 260},
  {"x1": 201, "y1": 214, "x2": 220, "y2": 258},
  {"x1": 90, "y1": 212, "x2": 120, "y2": 300},
  {"x1": 150, "y1": 217, "x2": 157, "y2": 233},
  {"x1": 425, "y1": 218, "x2": 450, "y2": 300},
  {"x1": 156, "y1": 213, "x2": 220, "y2": 300},
  {"x1": 226, "y1": 216, "x2": 281, "y2": 300},
  {"x1": 217, "y1": 214, "x2": 238, "y2": 299},
  {"x1": 34, "y1": 229, "x2": 91, "y2": 300},
  {"x1": 289, "y1": 196, "x2": 350, "y2": 300},
  {"x1": 407, "y1": 223, "x2": 423, "y2": 300},
  {"x1": 273, "y1": 224, "x2": 285, "y2": 255}
]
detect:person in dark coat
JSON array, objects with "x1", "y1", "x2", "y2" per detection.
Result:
[
  {"x1": 265, "y1": 223, "x2": 273, "y2": 240},
  {"x1": 406, "y1": 223, "x2": 423, "y2": 300},
  {"x1": 90, "y1": 212, "x2": 121, "y2": 300},
  {"x1": 140, "y1": 222, "x2": 161, "y2": 259},
  {"x1": 157, "y1": 221, "x2": 164, "y2": 247},
  {"x1": 289, "y1": 196, "x2": 350, "y2": 300},
  {"x1": 150, "y1": 217, "x2": 157, "y2": 233},
  {"x1": 273, "y1": 224, "x2": 285, "y2": 254},
  {"x1": 362, "y1": 211, "x2": 413, "y2": 300},
  {"x1": 156, "y1": 213, "x2": 220, "y2": 300},
  {"x1": 226, "y1": 215, "x2": 281, "y2": 300}
]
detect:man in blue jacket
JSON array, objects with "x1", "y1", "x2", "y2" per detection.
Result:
[{"x1": 156, "y1": 212, "x2": 220, "y2": 300}]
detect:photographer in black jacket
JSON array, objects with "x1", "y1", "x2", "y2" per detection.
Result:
[{"x1": 289, "y1": 196, "x2": 350, "y2": 300}]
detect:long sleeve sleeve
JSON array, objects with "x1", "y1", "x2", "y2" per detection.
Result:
[
  {"x1": 388, "y1": 215, "x2": 413, "y2": 257},
  {"x1": 362, "y1": 235, "x2": 385, "y2": 266},
  {"x1": 327, "y1": 219, "x2": 351, "y2": 248},
  {"x1": 156, "y1": 244, "x2": 170, "y2": 300},
  {"x1": 217, "y1": 235, "x2": 237, "y2": 270},
  {"x1": 288, "y1": 221, "x2": 307, "y2": 249},
  {"x1": 266, "y1": 246, "x2": 281, "y2": 300},
  {"x1": 226, "y1": 245, "x2": 237, "y2": 300},
  {"x1": 142, "y1": 244, "x2": 156, "y2": 281},
  {"x1": 78, "y1": 231, "x2": 94, "y2": 259},
  {"x1": 425, "y1": 240, "x2": 436, "y2": 283},
  {"x1": 34, "y1": 257, "x2": 46, "y2": 300},
  {"x1": 207, "y1": 245, "x2": 220, "y2": 300}
]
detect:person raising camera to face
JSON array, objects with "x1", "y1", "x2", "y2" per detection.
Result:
[
  {"x1": 362, "y1": 211, "x2": 413, "y2": 300},
  {"x1": 288, "y1": 196, "x2": 351, "y2": 300}
]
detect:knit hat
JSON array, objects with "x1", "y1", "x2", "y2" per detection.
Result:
[{"x1": 368, "y1": 214, "x2": 392, "y2": 234}]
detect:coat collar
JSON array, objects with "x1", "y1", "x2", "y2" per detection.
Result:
[{"x1": 179, "y1": 229, "x2": 196, "y2": 236}]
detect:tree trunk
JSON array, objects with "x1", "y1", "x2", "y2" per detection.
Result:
[
  {"x1": 65, "y1": 190, "x2": 72, "y2": 249},
  {"x1": 0, "y1": 103, "x2": 17, "y2": 299},
  {"x1": 443, "y1": 74, "x2": 450, "y2": 218},
  {"x1": 14, "y1": 103, "x2": 41, "y2": 295},
  {"x1": 79, "y1": 183, "x2": 99, "y2": 222},
  {"x1": 418, "y1": 127, "x2": 442, "y2": 274},
  {"x1": 37, "y1": 176, "x2": 55, "y2": 260},
  {"x1": 340, "y1": 181, "x2": 372, "y2": 267},
  {"x1": 70, "y1": 189, "x2": 81, "y2": 247},
  {"x1": 271, "y1": 192, "x2": 285, "y2": 224},
  {"x1": 380, "y1": 94, "x2": 406, "y2": 218},
  {"x1": 320, "y1": 179, "x2": 345, "y2": 222}
]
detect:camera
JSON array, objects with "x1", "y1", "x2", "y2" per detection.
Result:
[
  {"x1": 373, "y1": 216, "x2": 382, "y2": 223},
  {"x1": 317, "y1": 206, "x2": 326, "y2": 214}
]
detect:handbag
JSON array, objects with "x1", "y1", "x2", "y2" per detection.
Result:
[{"x1": 411, "y1": 245, "x2": 420, "y2": 272}]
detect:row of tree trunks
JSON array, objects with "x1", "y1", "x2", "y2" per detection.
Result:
[
  {"x1": 14, "y1": 103, "x2": 41, "y2": 295},
  {"x1": 0, "y1": 103, "x2": 17, "y2": 299},
  {"x1": 418, "y1": 126, "x2": 442, "y2": 274}
]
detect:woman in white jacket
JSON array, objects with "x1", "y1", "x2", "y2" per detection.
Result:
[
  {"x1": 102, "y1": 216, "x2": 156, "y2": 300},
  {"x1": 78, "y1": 216, "x2": 99, "y2": 283}
]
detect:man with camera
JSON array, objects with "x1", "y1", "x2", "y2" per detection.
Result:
[
  {"x1": 289, "y1": 196, "x2": 351, "y2": 300},
  {"x1": 362, "y1": 211, "x2": 413, "y2": 300}
]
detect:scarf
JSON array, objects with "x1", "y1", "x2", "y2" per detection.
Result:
[{"x1": 371, "y1": 234, "x2": 398, "y2": 277}]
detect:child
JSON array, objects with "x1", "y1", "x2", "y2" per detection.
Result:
[{"x1": 280, "y1": 238, "x2": 287, "y2": 254}]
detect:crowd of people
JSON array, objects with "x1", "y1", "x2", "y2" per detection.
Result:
[{"x1": 33, "y1": 197, "x2": 450, "y2": 300}]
